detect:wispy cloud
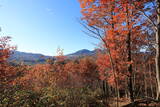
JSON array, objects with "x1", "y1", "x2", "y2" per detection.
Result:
[{"x1": 45, "y1": 8, "x2": 54, "y2": 15}]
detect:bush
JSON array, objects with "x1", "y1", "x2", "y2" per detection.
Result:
[
  {"x1": 0, "y1": 85, "x2": 105, "y2": 107},
  {"x1": 40, "y1": 87, "x2": 105, "y2": 107},
  {"x1": 0, "y1": 85, "x2": 41, "y2": 107}
]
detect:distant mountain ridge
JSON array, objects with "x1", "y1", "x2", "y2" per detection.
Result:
[
  {"x1": 9, "y1": 49, "x2": 98, "y2": 64},
  {"x1": 67, "y1": 49, "x2": 96, "y2": 57},
  {"x1": 9, "y1": 51, "x2": 52, "y2": 64}
]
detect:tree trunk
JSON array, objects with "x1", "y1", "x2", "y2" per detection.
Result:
[
  {"x1": 156, "y1": 0, "x2": 160, "y2": 100},
  {"x1": 126, "y1": 2, "x2": 134, "y2": 102},
  {"x1": 102, "y1": 80, "x2": 109, "y2": 106},
  {"x1": 149, "y1": 63, "x2": 154, "y2": 98},
  {"x1": 144, "y1": 64, "x2": 148, "y2": 97}
]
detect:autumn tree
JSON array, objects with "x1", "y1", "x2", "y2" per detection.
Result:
[
  {"x1": 78, "y1": 1, "x2": 131, "y2": 106},
  {"x1": 78, "y1": 0, "x2": 152, "y2": 104},
  {"x1": 55, "y1": 47, "x2": 66, "y2": 64},
  {"x1": 137, "y1": 0, "x2": 160, "y2": 100},
  {"x1": 0, "y1": 36, "x2": 16, "y2": 86}
]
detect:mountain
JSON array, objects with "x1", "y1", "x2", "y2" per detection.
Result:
[
  {"x1": 67, "y1": 49, "x2": 97, "y2": 57},
  {"x1": 9, "y1": 51, "x2": 53, "y2": 65},
  {"x1": 9, "y1": 49, "x2": 99, "y2": 65}
]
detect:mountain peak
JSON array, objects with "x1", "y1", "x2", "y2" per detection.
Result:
[{"x1": 67, "y1": 49, "x2": 96, "y2": 57}]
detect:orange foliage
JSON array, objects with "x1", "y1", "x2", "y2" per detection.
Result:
[
  {"x1": 14, "y1": 57, "x2": 99, "y2": 90},
  {"x1": 79, "y1": 0, "x2": 147, "y2": 91},
  {"x1": 0, "y1": 36, "x2": 16, "y2": 85}
]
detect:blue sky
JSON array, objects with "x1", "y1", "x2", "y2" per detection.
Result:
[{"x1": 0, "y1": 0, "x2": 98, "y2": 56}]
